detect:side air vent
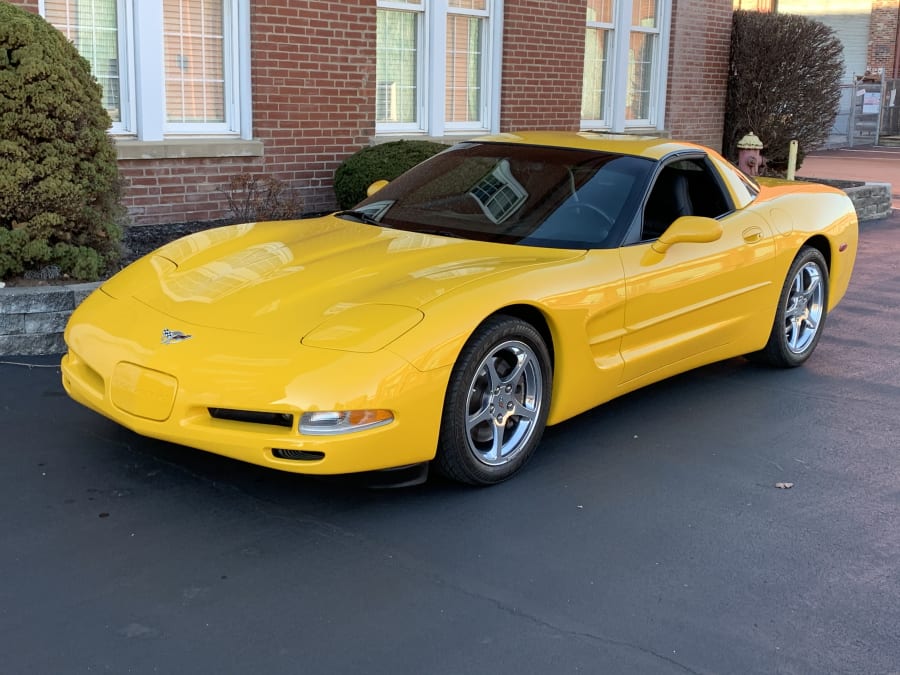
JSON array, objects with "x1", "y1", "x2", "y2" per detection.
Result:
[
  {"x1": 209, "y1": 408, "x2": 294, "y2": 428},
  {"x1": 272, "y1": 449, "x2": 326, "y2": 461}
]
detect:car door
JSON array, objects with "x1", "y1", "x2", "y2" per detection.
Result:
[{"x1": 617, "y1": 156, "x2": 776, "y2": 384}]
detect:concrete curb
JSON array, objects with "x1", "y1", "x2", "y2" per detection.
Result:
[{"x1": 0, "y1": 182, "x2": 893, "y2": 357}]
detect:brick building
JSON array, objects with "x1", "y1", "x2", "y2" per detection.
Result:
[{"x1": 12, "y1": 0, "x2": 733, "y2": 225}]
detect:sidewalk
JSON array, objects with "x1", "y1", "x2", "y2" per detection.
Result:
[{"x1": 802, "y1": 145, "x2": 900, "y2": 209}]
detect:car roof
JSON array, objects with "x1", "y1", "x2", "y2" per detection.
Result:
[{"x1": 472, "y1": 131, "x2": 705, "y2": 161}]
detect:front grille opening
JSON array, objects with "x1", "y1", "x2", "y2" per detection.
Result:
[
  {"x1": 272, "y1": 449, "x2": 325, "y2": 461},
  {"x1": 209, "y1": 408, "x2": 294, "y2": 428}
]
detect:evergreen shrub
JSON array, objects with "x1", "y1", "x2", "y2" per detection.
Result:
[
  {"x1": 0, "y1": 3, "x2": 123, "y2": 281},
  {"x1": 723, "y1": 10, "x2": 844, "y2": 173},
  {"x1": 334, "y1": 140, "x2": 447, "y2": 209}
]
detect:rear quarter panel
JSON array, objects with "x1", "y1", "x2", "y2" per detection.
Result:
[{"x1": 753, "y1": 180, "x2": 859, "y2": 311}]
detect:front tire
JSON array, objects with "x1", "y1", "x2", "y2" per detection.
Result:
[
  {"x1": 754, "y1": 246, "x2": 829, "y2": 368},
  {"x1": 436, "y1": 316, "x2": 552, "y2": 486}
]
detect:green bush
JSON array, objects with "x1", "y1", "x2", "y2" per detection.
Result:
[
  {"x1": 723, "y1": 10, "x2": 844, "y2": 173},
  {"x1": 0, "y1": 3, "x2": 123, "y2": 281},
  {"x1": 334, "y1": 140, "x2": 447, "y2": 209}
]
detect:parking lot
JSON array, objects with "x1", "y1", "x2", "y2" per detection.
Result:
[{"x1": 2, "y1": 216, "x2": 899, "y2": 674}]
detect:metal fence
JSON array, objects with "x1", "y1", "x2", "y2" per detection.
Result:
[
  {"x1": 823, "y1": 76, "x2": 900, "y2": 148},
  {"x1": 879, "y1": 78, "x2": 900, "y2": 144},
  {"x1": 825, "y1": 78, "x2": 882, "y2": 148}
]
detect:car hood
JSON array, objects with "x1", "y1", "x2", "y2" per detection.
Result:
[{"x1": 115, "y1": 216, "x2": 582, "y2": 339}]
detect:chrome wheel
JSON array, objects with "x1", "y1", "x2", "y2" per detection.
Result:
[
  {"x1": 437, "y1": 316, "x2": 552, "y2": 485},
  {"x1": 752, "y1": 246, "x2": 829, "y2": 368},
  {"x1": 464, "y1": 340, "x2": 543, "y2": 466},
  {"x1": 783, "y1": 261, "x2": 824, "y2": 354}
]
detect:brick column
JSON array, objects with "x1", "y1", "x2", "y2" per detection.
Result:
[
  {"x1": 500, "y1": 0, "x2": 584, "y2": 131},
  {"x1": 868, "y1": 0, "x2": 900, "y2": 76},
  {"x1": 665, "y1": 0, "x2": 733, "y2": 150}
]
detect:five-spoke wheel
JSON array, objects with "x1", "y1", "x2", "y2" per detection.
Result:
[
  {"x1": 437, "y1": 316, "x2": 551, "y2": 485},
  {"x1": 754, "y1": 246, "x2": 829, "y2": 367}
]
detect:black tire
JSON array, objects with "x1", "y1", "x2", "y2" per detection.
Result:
[
  {"x1": 752, "y1": 246, "x2": 829, "y2": 368},
  {"x1": 436, "y1": 315, "x2": 552, "y2": 485}
]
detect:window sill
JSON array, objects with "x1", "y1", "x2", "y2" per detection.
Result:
[
  {"x1": 579, "y1": 126, "x2": 671, "y2": 138},
  {"x1": 114, "y1": 137, "x2": 264, "y2": 161},
  {"x1": 372, "y1": 132, "x2": 488, "y2": 146}
]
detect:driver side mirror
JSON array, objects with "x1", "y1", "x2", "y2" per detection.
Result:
[{"x1": 651, "y1": 215, "x2": 723, "y2": 254}]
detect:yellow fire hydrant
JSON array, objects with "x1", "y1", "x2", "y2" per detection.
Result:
[{"x1": 737, "y1": 131, "x2": 764, "y2": 176}]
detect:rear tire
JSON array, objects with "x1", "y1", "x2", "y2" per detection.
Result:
[
  {"x1": 752, "y1": 246, "x2": 829, "y2": 368},
  {"x1": 436, "y1": 316, "x2": 552, "y2": 486}
]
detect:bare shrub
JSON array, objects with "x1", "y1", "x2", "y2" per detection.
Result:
[
  {"x1": 724, "y1": 11, "x2": 844, "y2": 173},
  {"x1": 221, "y1": 173, "x2": 304, "y2": 223}
]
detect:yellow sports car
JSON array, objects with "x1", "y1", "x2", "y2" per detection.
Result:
[{"x1": 61, "y1": 132, "x2": 858, "y2": 485}]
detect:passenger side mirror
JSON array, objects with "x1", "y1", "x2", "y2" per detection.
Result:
[
  {"x1": 367, "y1": 179, "x2": 390, "y2": 197},
  {"x1": 651, "y1": 216, "x2": 723, "y2": 254}
]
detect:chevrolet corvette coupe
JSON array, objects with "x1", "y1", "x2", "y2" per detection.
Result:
[{"x1": 62, "y1": 132, "x2": 858, "y2": 485}]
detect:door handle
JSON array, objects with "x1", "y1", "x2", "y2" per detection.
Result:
[{"x1": 742, "y1": 226, "x2": 763, "y2": 243}]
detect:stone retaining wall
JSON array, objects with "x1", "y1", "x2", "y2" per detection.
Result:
[
  {"x1": 0, "y1": 283, "x2": 98, "y2": 356},
  {"x1": 844, "y1": 182, "x2": 892, "y2": 222},
  {"x1": 0, "y1": 182, "x2": 893, "y2": 357}
]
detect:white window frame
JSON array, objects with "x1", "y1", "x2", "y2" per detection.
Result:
[
  {"x1": 40, "y1": 0, "x2": 252, "y2": 141},
  {"x1": 582, "y1": 0, "x2": 671, "y2": 133},
  {"x1": 442, "y1": 1, "x2": 491, "y2": 133},
  {"x1": 583, "y1": 13, "x2": 615, "y2": 128},
  {"x1": 376, "y1": 0, "x2": 427, "y2": 135},
  {"x1": 376, "y1": 0, "x2": 503, "y2": 137}
]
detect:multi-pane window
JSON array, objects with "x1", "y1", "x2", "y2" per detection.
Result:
[
  {"x1": 445, "y1": 0, "x2": 487, "y2": 126},
  {"x1": 376, "y1": 5, "x2": 420, "y2": 125},
  {"x1": 42, "y1": 0, "x2": 250, "y2": 140},
  {"x1": 376, "y1": 0, "x2": 499, "y2": 135},
  {"x1": 582, "y1": 0, "x2": 669, "y2": 130},
  {"x1": 44, "y1": 0, "x2": 123, "y2": 124},
  {"x1": 628, "y1": 0, "x2": 659, "y2": 122},
  {"x1": 163, "y1": 0, "x2": 226, "y2": 126},
  {"x1": 582, "y1": 0, "x2": 613, "y2": 123}
]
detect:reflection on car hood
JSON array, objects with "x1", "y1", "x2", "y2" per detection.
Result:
[{"x1": 128, "y1": 216, "x2": 582, "y2": 334}]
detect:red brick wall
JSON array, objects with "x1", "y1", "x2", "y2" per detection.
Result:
[
  {"x1": 8, "y1": 0, "x2": 737, "y2": 224},
  {"x1": 119, "y1": 0, "x2": 376, "y2": 224},
  {"x1": 119, "y1": 157, "x2": 262, "y2": 225},
  {"x1": 868, "y1": 0, "x2": 900, "y2": 76},
  {"x1": 247, "y1": 1, "x2": 375, "y2": 213},
  {"x1": 500, "y1": 0, "x2": 584, "y2": 131},
  {"x1": 665, "y1": 0, "x2": 733, "y2": 150}
]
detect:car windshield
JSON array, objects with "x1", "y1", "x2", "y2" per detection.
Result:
[{"x1": 352, "y1": 142, "x2": 655, "y2": 249}]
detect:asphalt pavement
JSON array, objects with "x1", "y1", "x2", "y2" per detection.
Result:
[{"x1": 1, "y1": 215, "x2": 899, "y2": 674}]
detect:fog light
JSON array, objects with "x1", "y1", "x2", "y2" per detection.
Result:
[{"x1": 299, "y1": 409, "x2": 393, "y2": 435}]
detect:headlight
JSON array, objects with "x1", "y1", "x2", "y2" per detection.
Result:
[{"x1": 299, "y1": 410, "x2": 394, "y2": 435}]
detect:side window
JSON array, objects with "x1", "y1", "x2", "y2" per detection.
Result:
[{"x1": 641, "y1": 157, "x2": 732, "y2": 240}]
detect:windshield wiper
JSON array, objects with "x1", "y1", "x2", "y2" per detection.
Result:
[{"x1": 335, "y1": 210, "x2": 383, "y2": 226}]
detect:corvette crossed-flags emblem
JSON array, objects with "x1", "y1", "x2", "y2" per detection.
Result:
[{"x1": 161, "y1": 328, "x2": 192, "y2": 344}]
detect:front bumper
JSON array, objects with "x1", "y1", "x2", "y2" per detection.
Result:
[{"x1": 61, "y1": 291, "x2": 450, "y2": 475}]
